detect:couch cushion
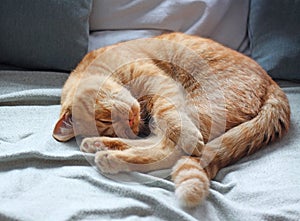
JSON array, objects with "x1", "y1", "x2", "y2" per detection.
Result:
[
  {"x1": 0, "y1": 0, "x2": 93, "y2": 71},
  {"x1": 249, "y1": 0, "x2": 300, "y2": 80},
  {"x1": 89, "y1": 0, "x2": 250, "y2": 52}
]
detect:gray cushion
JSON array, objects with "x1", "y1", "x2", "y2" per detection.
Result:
[
  {"x1": 0, "y1": 0, "x2": 93, "y2": 71},
  {"x1": 249, "y1": 0, "x2": 300, "y2": 81}
]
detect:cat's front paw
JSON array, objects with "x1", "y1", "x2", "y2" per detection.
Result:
[
  {"x1": 95, "y1": 151, "x2": 130, "y2": 174},
  {"x1": 80, "y1": 137, "x2": 109, "y2": 153},
  {"x1": 80, "y1": 137, "x2": 130, "y2": 153}
]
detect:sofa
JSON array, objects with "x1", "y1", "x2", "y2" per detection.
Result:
[{"x1": 0, "y1": 0, "x2": 299, "y2": 220}]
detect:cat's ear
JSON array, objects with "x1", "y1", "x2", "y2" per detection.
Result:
[{"x1": 53, "y1": 112, "x2": 74, "y2": 142}]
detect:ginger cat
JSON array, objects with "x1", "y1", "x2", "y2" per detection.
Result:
[{"x1": 53, "y1": 32, "x2": 290, "y2": 207}]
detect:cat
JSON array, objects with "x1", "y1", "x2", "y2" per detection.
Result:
[{"x1": 53, "y1": 32, "x2": 290, "y2": 207}]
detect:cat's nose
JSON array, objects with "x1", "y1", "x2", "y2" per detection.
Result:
[
  {"x1": 129, "y1": 117, "x2": 134, "y2": 127},
  {"x1": 128, "y1": 112, "x2": 137, "y2": 127}
]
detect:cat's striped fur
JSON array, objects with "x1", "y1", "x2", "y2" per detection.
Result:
[{"x1": 53, "y1": 32, "x2": 290, "y2": 207}]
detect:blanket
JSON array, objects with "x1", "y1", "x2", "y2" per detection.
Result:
[{"x1": 0, "y1": 70, "x2": 300, "y2": 221}]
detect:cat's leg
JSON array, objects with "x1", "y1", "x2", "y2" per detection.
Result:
[
  {"x1": 94, "y1": 136, "x2": 184, "y2": 174},
  {"x1": 80, "y1": 134, "x2": 184, "y2": 173},
  {"x1": 80, "y1": 114, "x2": 204, "y2": 173},
  {"x1": 80, "y1": 92, "x2": 205, "y2": 154},
  {"x1": 80, "y1": 135, "x2": 170, "y2": 153},
  {"x1": 90, "y1": 118, "x2": 204, "y2": 174},
  {"x1": 152, "y1": 108, "x2": 205, "y2": 156},
  {"x1": 80, "y1": 99, "x2": 205, "y2": 173},
  {"x1": 81, "y1": 116, "x2": 204, "y2": 155}
]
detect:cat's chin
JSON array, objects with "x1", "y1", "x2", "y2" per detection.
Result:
[
  {"x1": 125, "y1": 131, "x2": 139, "y2": 139},
  {"x1": 124, "y1": 125, "x2": 140, "y2": 139},
  {"x1": 113, "y1": 130, "x2": 138, "y2": 140},
  {"x1": 111, "y1": 122, "x2": 140, "y2": 140}
]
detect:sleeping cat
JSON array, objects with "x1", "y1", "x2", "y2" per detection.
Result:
[{"x1": 53, "y1": 32, "x2": 290, "y2": 207}]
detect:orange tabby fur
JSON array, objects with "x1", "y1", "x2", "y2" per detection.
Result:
[{"x1": 53, "y1": 32, "x2": 290, "y2": 207}]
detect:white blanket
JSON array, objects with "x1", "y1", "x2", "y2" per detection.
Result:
[{"x1": 1, "y1": 71, "x2": 300, "y2": 221}]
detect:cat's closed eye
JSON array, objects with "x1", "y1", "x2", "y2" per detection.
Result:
[{"x1": 98, "y1": 119, "x2": 112, "y2": 125}]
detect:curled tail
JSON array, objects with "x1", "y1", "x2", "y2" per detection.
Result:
[{"x1": 172, "y1": 83, "x2": 290, "y2": 207}]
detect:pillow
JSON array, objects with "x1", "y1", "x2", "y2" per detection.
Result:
[
  {"x1": 249, "y1": 0, "x2": 300, "y2": 80},
  {"x1": 89, "y1": 0, "x2": 250, "y2": 52},
  {"x1": 0, "y1": 0, "x2": 93, "y2": 71}
]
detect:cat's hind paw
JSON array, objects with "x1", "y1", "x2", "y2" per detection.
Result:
[
  {"x1": 80, "y1": 137, "x2": 109, "y2": 153},
  {"x1": 95, "y1": 151, "x2": 130, "y2": 174}
]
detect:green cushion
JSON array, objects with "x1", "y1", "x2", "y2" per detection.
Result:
[{"x1": 0, "y1": 0, "x2": 92, "y2": 71}]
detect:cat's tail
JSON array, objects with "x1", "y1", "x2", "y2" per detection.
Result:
[
  {"x1": 171, "y1": 82, "x2": 290, "y2": 207},
  {"x1": 171, "y1": 156, "x2": 210, "y2": 207}
]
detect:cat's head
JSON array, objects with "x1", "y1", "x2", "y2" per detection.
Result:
[{"x1": 53, "y1": 76, "x2": 140, "y2": 142}]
